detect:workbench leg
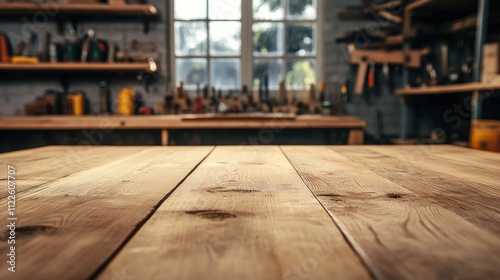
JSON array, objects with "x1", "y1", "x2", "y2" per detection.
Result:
[
  {"x1": 471, "y1": 91, "x2": 483, "y2": 121},
  {"x1": 399, "y1": 97, "x2": 408, "y2": 139},
  {"x1": 161, "y1": 129, "x2": 169, "y2": 146},
  {"x1": 348, "y1": 129, "x2": 364, "y2": 145}
]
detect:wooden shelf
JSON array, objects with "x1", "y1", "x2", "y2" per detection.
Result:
[
  {"x1": 406, "y1": 0, "x2": 477, "y2": 13},
  {"x1": 0, "y1": 62, "x2": 156, "y2": 72},
  {"x1": 396, "y1": 82, "x2": 500, "y2": 95},
  {"x1": 0, "y1": 3, "x2": 157, "y2": 16}
]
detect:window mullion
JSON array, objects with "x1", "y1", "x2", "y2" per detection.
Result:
[
  {"x1": 282, "y1": 0, "x2": 288, "y2": 83},
  {"x1": 206, "y1": 0, "x2": 210, "y2": 89},
  {"x1": 316, "y1": 0, "x2": 323, "y2": 85},
  {"x1": 241, "y1": 0, "x2": 253, "y2": 90}
]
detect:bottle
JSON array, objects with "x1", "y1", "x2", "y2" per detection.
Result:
[
  {"x1": 67, "y1": 92, "x2": 85, "y2": 116},
  {"x1": 118, "y1": 88, "x2": 134, "y2": 115},
  {"x1": 99, "y1": 81, "x2": 111, "y2": 114}
]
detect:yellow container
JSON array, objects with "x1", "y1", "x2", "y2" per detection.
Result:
[
  {"x1": 118, "y1": 88, "x2": 135, "y2": 115},
  {"x1": 67, "y1": 93, "x2": 85, "y2": 116}
]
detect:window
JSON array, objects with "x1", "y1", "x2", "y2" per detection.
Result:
[{"x1": 170, "y1": 0, "x2": 321, "y2": 91}]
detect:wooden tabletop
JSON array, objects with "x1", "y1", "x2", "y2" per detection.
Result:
[
  {"x1": 0, "y1": 145, "x2": 499, "y2": 279},
  {"x1": 0, "y1": 115, "x2": 366, "y2": 130}
]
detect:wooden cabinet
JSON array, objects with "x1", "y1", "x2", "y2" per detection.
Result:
[{"x1": 471, "y1": 120, "x2": 500, "y2": 152}]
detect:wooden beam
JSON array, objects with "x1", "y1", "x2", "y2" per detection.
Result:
[{"x1": 349, "y1": 49, "x2": 428, "y2": 68}]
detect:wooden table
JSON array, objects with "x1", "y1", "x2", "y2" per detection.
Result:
[
  {"x1": 1, "y1": 145, "x2": 499, "y2": 279},
  {"x1": 0, "y1": 115, "x2": 366, "y2": 145}
]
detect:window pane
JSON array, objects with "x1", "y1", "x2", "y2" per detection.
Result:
[
  {"x1": 287, "y1": 24, "x2": 315, "y2": 55},
  {"x1": 211, "y1": 59, "x2": 241, "y2": 90},
  {"x1": 286, "y1": 60, "x2": 316, "y2": 89},
  {"x1": 209, "y1": 0, "x2": 241, "y2": 20},
  {"x1": 175, "y1": 0, "x2": 207, "y2": 20},
  {"x1": 210, "y1": 22, "x2": 241, "y2": 56},
  {"x1": 175, "y1": 22, "x2": 207, "y2": 56},
  {"x1": 286, "y1": 0, "x2": 316, "y2": 20},
  {"x1": 253, "y1": 59, "x2": 283, "y2": 89},
  {"x1": 176, "y1": 58, "x2": 207, "y2": 88},
  {"x1": 253, "y1": 0, "x2": 284, "y2": 20},
  {"x1": 253, "y1": 23, "x2": 284, "y2": 56}
]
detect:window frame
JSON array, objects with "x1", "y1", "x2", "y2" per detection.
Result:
[{"x1": 169, "y1": 0, "x2": 323, "y2": 91}]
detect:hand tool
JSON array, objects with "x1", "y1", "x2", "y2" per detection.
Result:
[
  {"x1": 99, "y1": 82, "x2": 112, "y2": 114},
  {"x1": 264, "y1": 74, "x2": 270, "y2": 102},
  {"x1": 195, "y1": 83, "x2": 203, "y2": 114},
  {"x1": 350, "y1": 48, "x2": 430, "y2": 94},
  {"x1": 441, "y1": 43, "x2": 449, "y2": 82},
  {"x1": 81, "y1": 29, "x2": 95, "y2": 62},
  {"x1": 40, "y1": 32, "x2": 51, "y2": 62},
  {"x1": 319, "y1": 80, "x2": 325, "y2": 103},
  {"x1": 26, "y1": 31, "x2": 38, "y2": 58},
  {"x1": 0, "y1": 33, "x2": 12, "y2": 63}
]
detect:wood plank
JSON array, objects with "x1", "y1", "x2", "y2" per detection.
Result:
[
  {"x1": 0, "y1": 115, "x2": 366, "y2": 130},
  {"x1": 386, "y1": 145, "x2": 500, "y2": 172},
  {"x1": 331, "y1": 146, "x2": 500, "y2": 234},
  {"x1": 0, "y1": 3, "x2": 158, "y2": 16},
  {"x1": 395, "y1": 82, "x2": 500, "y2": 95},
  {"x1": 98, "y1": 146, "x2": 371, "y2": 280},
  {"x1": 359, "y1": 145, "x2": 500, "y2": 191},
  {"x1": 0, "y1": 146, "x2": 147, "y2": 198},
  {"x1": 0, "y1": 147, "x2": 213, "y2": 280},
  {"x1": 282, "y1": 146, "x2": 500, "y2": 280},
  {"x1": 0, "y1": 62, "x2": 154, "y2": 72}
]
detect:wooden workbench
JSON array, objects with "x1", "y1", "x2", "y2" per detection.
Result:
[
  {"x1": 0, "y1": 115, "x2": 366, "y2": 145},
  {"x1": 0, "y1": 145, "x2": 498, "y2": 279}
]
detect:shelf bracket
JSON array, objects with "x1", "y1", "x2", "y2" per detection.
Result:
[{"x1": 143, "y1": 16, "x2": 150, "y2": 34}]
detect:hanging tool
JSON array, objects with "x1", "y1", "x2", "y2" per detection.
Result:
[
  {"x1": 0, "y1": 33, "x2": 12, "y2": 63},
  {"x1": 368, "y1": 62, "x2": 375, "y2": 91},
  {"x1": 350, "y1": 48, "x2": 430, "y2": 95},
  {"x1": 99, "y1": 82, "x2": 112, "y2": 114},
  {"x1": 80, "y1": 29, "x2": 95, "y2": 62}
]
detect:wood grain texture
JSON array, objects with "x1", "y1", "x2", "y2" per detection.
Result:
[
  {"x1": 0, "y1": 147, "x2": 213, "y2": 280},
  {"x1": 383, "y1": 145, "x2": 500, "y2": 172},
  {"x1": 0, "y1": 62, "x2": 154, "y2": 72},
  {"x1": 0, "y1": 146, "x2": 147, "y2": 198},
  {"x1": 0, "y1": 115, "x2": 366, "y2": 130},
  {"x1": 98, "y1": 146, "x2": 371, "y2": 280},
  {"x1": 282, "y1": 146, "x2": 500, "y2": 280},
  {"x1": 0, "y1": 3, "x2": 158, "y2": 16},
  {"x1": 331, "y1": 146, "x2": 500, "y2": 234},
  {"x1": 395, "y1": 82, "x2": 500, "y2": 95}
]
